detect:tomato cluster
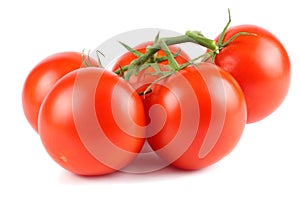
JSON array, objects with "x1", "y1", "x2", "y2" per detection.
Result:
[{"x1": 22, "y1": 22, "x2": 290, "y2": 176}]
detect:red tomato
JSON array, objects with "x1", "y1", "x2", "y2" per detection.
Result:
[
  {"x1": 22, "y1": 51, "x2": 98, "y2": 132},
  {"x1": 212, "y1": 25, "x2": 291, "y2": 123},
  {"x1": 112, "y1": 41, "x2": 190, "y2": 93},
  {"x1": 144, "y1": 63, "x2": 247, "y2": 170},
  {"x1": 38, "y1": 67, "x2": 146, "y2": 176}
]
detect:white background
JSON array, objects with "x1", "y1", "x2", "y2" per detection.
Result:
[{"x1": 1, "y1": 0, "x2": 299, "y2": 199}]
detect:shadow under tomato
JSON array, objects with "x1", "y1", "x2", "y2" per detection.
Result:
[{"x1": 58, "y1": 160, "x2": 220, "y2": 185}]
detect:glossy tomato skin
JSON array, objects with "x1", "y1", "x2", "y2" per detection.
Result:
[
  {"x1": 38, "y1": 68, "x2": 145, "y2": 176},
  {"x1": 112, "y1": 41, "x2": 190, "y2": 93},
  {"x1": 144, "y1": 63, "x2": 247, "y2": 170},
  {"x1": 213, "y1": 25, "x2": 291, "y2": 123},
  {"x1": 22, "y1": 51, "x2": 98, "y2": 132}
]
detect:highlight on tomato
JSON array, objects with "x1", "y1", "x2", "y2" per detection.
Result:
[
  {"x1": 22, "y1": 51, "x2": 98, "y2": 132},
  {"x1": 38, "y1": 67, "x2": 146, "y2": 176}
]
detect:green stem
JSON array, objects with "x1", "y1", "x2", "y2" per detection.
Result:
[
  {"x1": 159, "y1": 39, "x2": 180, "y2": 70},
  {"x1": 185, "y1": 30, "x2": 218, "y2": 52},
  {"x1": 114, "y1": 34, "x2": 216, "y2": 75},
  {"x1": 134, "y1": 35, "x2": 197, "y2": 64}
]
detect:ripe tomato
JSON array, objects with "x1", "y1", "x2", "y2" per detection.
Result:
[
  {"x1": 22, "y1": 51, "x2": 98, "y2": 132},
  {"x1": 144, "y1": 63, "x2": 247, "y2": 170},
  {"x1": 212, "y1": 25, "x2": 291, "y2": 123},
  {"x1": 112, "y1": 41, "x2": 190, "y2": 93},
  {"x1": 38, "y1": 67, "x2": 146, "y2": 176}
]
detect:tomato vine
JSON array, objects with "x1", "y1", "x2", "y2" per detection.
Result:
[{"x1": 114, "y1": 9, "x2": 254, "y2": 94}]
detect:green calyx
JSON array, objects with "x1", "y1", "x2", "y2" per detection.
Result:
[{"x1": 190, "y1": 9, "x2": 256, "y2": 63}]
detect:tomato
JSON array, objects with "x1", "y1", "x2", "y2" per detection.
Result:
[
  {"x1": 212, "y1": 25, "x2": 291, "y2": 123},
  {"x1": 112, "y1": 41, "x2": 190, "y2": 93},
  {"x1": 38, "y1": 67, "x2": 146, "y2": 175},
  {"x1": 22, "y1": 51, "x2": 98, "y2": 132},
  {"x1": 143, "y1": 63, "x2": 247, "y2": 170}
]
